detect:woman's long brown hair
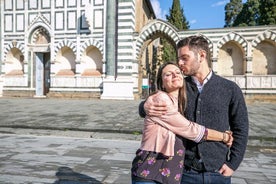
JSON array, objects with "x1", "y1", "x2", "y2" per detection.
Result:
[{"x1": 156, "y1": 62, "x2": 187, "y2": 115}]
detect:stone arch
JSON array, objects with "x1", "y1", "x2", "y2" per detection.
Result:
[
  {"x1": 217, "y1": 41, "x2": 245, "y2": 75},
  {"x1": 55, "y1": 46, "x2": 76, "y2": 76},
  {"x1": 251, "y1": 30, "x2": 276, "y2": 75},
  {"x1": 252, "y1": 30, "x2": 276, "y2": 47},
  {"x1": 3, "y1": 42, "x2": 25, "y2": 60},
  {"x1": 31, "y1": 27, "x2": 50, "y2": 44},
  {"x1": 202, "y1": 35, "x2": 214, "y2": 67},
  {"x1": 54, "y1": 40, "x2": 76, "y2": 59},
  {"x1": 200, "y1": 34, "x2": 213, "y2": 55},
  {"x1": 4, "y1": 47, "x2": 25, "y2": 75},
  {"x1": 80, "y1": 46, "x2": 103, "y2": 76},
  {"x1": 135, "y1": 19, "x2": 180, "y2": 59},
  {"x1": 28, "y1": 19, "x2": 51, "y2": 44},
  {"x1": 79, "y1": 39, "x2": 103, "y2": 76},
  {"x1": 80, "y1": 39, "x2": 104, "y2": 57},
  {"x1": 217, "y1": 32, "x2": 247, "y2": 55},
  {"x1": 28, "y1": 24, "x2": 51, "y2": 55}
]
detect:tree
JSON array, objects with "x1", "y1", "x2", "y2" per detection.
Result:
[
  {"x1": 259, "y1": 0, "x2": 276, "y2": 25},
  {"x1": 224, "y1": 0, "x2": 243, "y2": 27},
  {"x1": 166, "y1": 0, "x2": 189, "y2": 30},
  {"x1": 233, "y1": 0, "x2": 260, "y2": 27},
  {"x1": 162, "y1": 0, "x2": 189, "y2": 62},
  {"x1": 225, "y1": 0, "x2": 276, "y2": 27}
]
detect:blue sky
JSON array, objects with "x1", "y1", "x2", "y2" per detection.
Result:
[{"x1": 150, "y1": 0, "x2": 247, "y2": 29}]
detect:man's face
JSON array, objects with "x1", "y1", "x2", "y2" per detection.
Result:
[{"x1": 177, "y1": 46, "x2": 200, "y2": 76}]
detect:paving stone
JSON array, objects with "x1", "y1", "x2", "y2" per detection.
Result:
[{"x1": 0, "y1": 98, "x2": 275, "y2": 183}]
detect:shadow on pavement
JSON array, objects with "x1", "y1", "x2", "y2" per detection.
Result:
[{"x1": 53, "y1": 166, "x2": 102, "y2": 184}]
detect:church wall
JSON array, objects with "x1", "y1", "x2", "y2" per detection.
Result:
[
  {"x1": 136, "y1": 20, "x2": 276, "y2": 100},
  {"x1": 0, "y1": 0, "x2": 106, "y2": 98},
  {"x1": 0, "y1": 0, "x2": 275, "y2": 100}
]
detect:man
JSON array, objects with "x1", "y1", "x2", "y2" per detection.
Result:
[{"x1": 139, "y1": 36, "x2": 249, "y2": 184}]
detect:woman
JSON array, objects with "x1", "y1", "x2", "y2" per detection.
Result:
[{"x1": 131, "y1": 62, "x2": 232, "y2": 184}]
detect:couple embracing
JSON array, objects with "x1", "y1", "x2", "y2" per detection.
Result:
[{"x1": 131, "y1": 36, "x2": 249, "y2": 184}]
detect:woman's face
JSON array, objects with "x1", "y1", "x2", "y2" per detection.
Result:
[{"x1": 162, "y1": 64, "x2": 183, "y2": 93}]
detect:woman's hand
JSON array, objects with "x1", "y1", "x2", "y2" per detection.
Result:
[{"x1": 223, "y1": 131, "x2": 233, "y2": 147}]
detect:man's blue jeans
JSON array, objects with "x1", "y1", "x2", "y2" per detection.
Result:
[
  {"x1": 181, "y1": 169, "x2": 231, "y2": 184},
  {"x1": 132, "y1": 181, "x2": 160, "y2": 184}
]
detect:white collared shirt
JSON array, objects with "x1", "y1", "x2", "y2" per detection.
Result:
[{"x1": 192, "y1": 70, "x2": 213, "y2": 93}]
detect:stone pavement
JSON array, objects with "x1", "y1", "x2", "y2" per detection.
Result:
[{"x1": 0, "y1": 98, "x2": 275, "y2": 183}]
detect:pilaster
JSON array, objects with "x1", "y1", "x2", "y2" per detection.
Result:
[
  {"x1": 211, "y1": 57, "x2": 218, "y2": 74},
  {"x1": 101, "y1": 0, "x2": 134, "y2": 100},
  {"x1": 245, "y1": 56, "x2": 253, "y2": 75}
]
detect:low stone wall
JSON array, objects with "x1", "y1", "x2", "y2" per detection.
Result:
[
  {"x1": 2, "y1": 90, "x2": 35, "y2": 98},
  {"x1": 2, "y1": 89, "x2": 276, "y2": 102},
  {"x1": 224, "y1": 75, "x2": 276, "y2": 90},
  {"x1": 2, "y1": 89, "x2": 101, "y2": 99},
  {"x1": 245, "y1": 94, "x2": 276, "y2": 103},
  {"x1": 46, "y1": 91, "x2": 101, "y2": 99}
]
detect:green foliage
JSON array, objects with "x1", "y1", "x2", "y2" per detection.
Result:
[
  {"x1": 132, "y1": 131, "x2": 141, "y2": 135},
  {"x1": 224, "y1": 0, "x2": 243, "y2": 27},
  {"x1": 259, "y1": 0, "x2": 276, "y2": 25},
  {"x1": 147, "y1": 0, "x2": 190, "y2": 92},
  {"x1": 162, "y1": 0, "x2": 189, "y2": 62},
  {"x1": 161, "y1": 39, "x2": 176, "y2": 63},
  {"x1": 233, "y1": 0, "x2": 260, "y2": 27},
  {"x1": 166, "y1": 0, "x2": 189, "y2": 30},
  {"x1": 225, "y1": 0, "x2": 276, "y2": 27}
]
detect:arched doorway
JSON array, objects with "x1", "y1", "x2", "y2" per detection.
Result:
[
  {"x1": 135, "y1": 20, "x2": 180, "y2": 98},
  {"x1": 29, "y1": 27, "x2": 51, "y2": 97}
]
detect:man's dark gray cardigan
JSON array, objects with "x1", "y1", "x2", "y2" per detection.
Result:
[
  {"x1": 183, "y1": 73, "x2": 248, "y2": 171},
  {"x1": 139, "y1": 73, "x2": 249, "y2": 171}
]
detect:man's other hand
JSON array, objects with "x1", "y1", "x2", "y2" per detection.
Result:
[{"x1": 144, "y1": 93, "x2": 167, "y2": 116}]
